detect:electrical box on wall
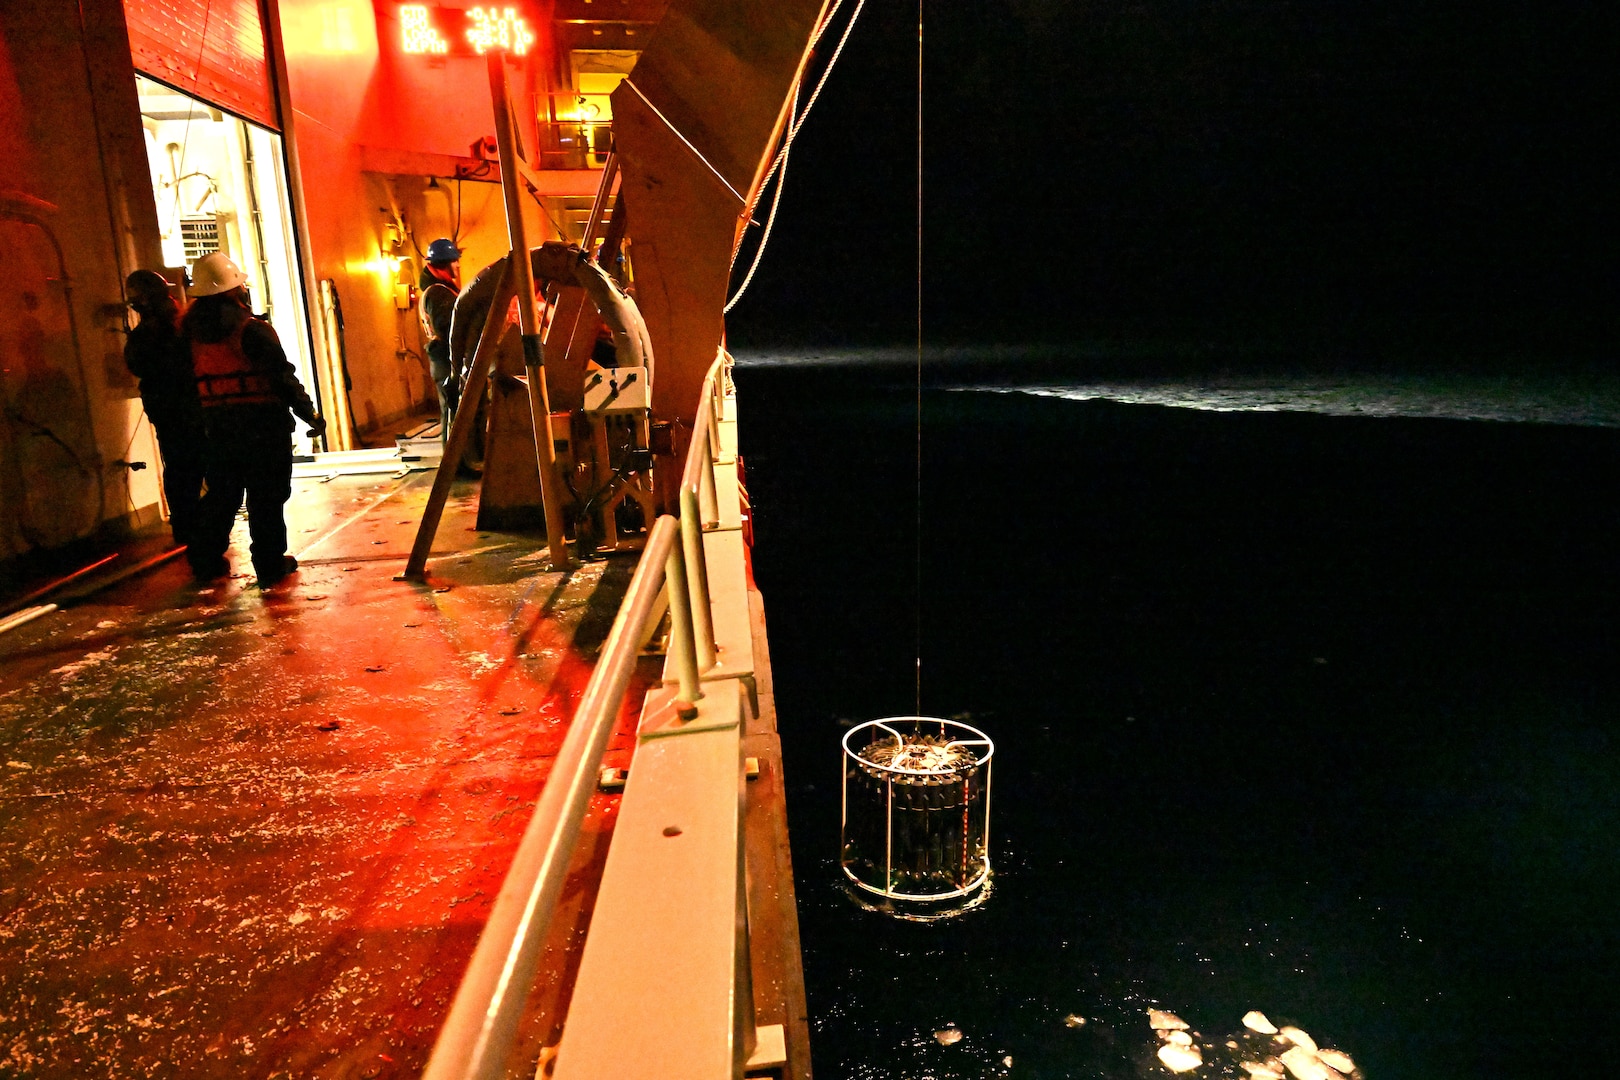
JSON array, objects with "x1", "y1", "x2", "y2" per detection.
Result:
[
  {"x1": 394, "y1": 282, "x2": 416, "y2": 311},
  {"x1": 583, "y1": 366, "x2": 649, "y2": 413}
]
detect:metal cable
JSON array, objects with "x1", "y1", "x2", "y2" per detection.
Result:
[{"x1": 915, "y1": 0, "x2": 924, "y2": 715}]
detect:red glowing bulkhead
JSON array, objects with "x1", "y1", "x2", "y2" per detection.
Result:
[{"x1": 396, "y1": 4, "x2": 536, "y2": 57}]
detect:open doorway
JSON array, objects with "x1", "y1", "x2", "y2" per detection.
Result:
[{"x1": 135, "y1": 75, "x2": 323, "y2": 452}]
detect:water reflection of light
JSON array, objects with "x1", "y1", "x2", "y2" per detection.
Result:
[{"x1": 965, "y1": 377, "x2": 1620, "y2": 428}]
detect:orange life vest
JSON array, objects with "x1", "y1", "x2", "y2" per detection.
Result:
[{"x1": 192, "y1": 321, "x2": 277, "y2": 408}]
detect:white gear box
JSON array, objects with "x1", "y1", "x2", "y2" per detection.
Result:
[{"x1": 583, "y1": 366, "x2": 650, "y2": 413}]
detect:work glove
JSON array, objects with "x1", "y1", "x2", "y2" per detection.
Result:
[{"x1": 306, "y1": 416, "x2": 328, "y2": 440}]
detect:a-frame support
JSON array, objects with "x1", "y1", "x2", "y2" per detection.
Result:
[{"x1": 400, "y1": 51, "x2": 575, "y2": 580}]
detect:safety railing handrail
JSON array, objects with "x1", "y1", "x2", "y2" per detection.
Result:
[
  {"x1": 421, "y1": 353, "x2": 732, "y2": 1080},
  {"x1": 676, "y1": 350, "x2": 731, "y2": 671}
]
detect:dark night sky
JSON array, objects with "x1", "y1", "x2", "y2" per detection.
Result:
[{"x1": 724, "y1": 1, "x2": 1616, "y2": 366}]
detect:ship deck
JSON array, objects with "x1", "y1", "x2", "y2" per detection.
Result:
[{"x1": 0, "y1": 466, "x2": 803, "y2": 1078}]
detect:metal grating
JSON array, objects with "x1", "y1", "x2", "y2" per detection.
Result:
[{"x1": 179, "y1": 217, "x2": 220, "y2": 266}]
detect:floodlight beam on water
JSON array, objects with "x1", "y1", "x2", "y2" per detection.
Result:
[{"x1": 841, "y1": 716, "x2": 995, "y2": 904}]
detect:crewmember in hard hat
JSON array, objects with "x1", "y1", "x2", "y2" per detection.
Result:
[
  {"x1": 123, "y1": 269, "x2": 206, "y2": 545},
  {"x1": 419, "y1": 238, "x2": 462, "y2": 440},
  {"x1": 182, "y1": 252, "x2": 325, "y2": 586}
]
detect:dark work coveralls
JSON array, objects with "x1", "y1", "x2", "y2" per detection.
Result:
[
  {"x1": 184, "y1": 295, "x2": 319, "y2": 580},
  {"x1": 419, "y1": 264, "x2": 459, "y2": 438},
  {"x1": 123, "y1": 303, "x2": 206, "y2": 544}
]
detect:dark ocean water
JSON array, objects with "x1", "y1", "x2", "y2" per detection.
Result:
[{"x1": 733, "y1": 349, "x2": 1620, "y2": 1080}]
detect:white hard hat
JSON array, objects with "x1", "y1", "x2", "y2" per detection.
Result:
[{"x1": 189, "y1": 252, "x2": 248, "y2": 297}]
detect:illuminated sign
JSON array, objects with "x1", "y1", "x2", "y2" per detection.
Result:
[
  {"x1": 400, "y1": 5, "x2": 449, "y2": 54},
  {"x1": 466, "y1": 7, "x2": 535, "y2": 55},
  {"x1": 397, "y1": 5, "x2": 536, "y2": 57}
]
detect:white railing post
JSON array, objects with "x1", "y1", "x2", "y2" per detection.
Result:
[
  {"x1": 680, "y1": 484, "x2": 718, "y2": 672},
  {"x1": 663, "y1": 529, "x2": 702, "y2": 707},
  {"x1": 698, "y1": 414, "x2": 720, "y2": 527}
]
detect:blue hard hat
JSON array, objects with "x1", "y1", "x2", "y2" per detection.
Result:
[{"x1": 426, "y1": 238, "x2": 461, "y2": 264}]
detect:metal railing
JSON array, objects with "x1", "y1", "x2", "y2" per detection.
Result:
[
  {"x1": 421, "y1": 349, "x2": 734, "y2": 1080},
  {"x1": 536, "y1": 120, "x2": 613, "y2": 170},
  {"x1": 678, "y1": 354, "x2": 729, "y2": 671}
]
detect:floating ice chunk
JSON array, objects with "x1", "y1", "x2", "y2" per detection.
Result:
[
  {"x1": 1280, "y1": 1047, "x2": 1337, "y2": 1080},
  {"x1": 934, "y1": 1028, "x2": 962, "y2": 1046},
  {"x1": 1157, "y1": 1043, "x2": 1202, "y2": 1072},
  {"x1": 1243, "y1": 1011, "x2": 1279, "y2": 1035},
  {"x1": 1317, "y1": 1049, "x2": 1356, "y2": 1074},
  {"x1": 1279, "y1": 1027, "x2": 1317, "y2": 1053},
  {"x1": 1240, "y1": 1061, "x2": 1285, "y2": 1080},
  {"x1": 1149, "y1": 1009, "x2": 1190, "y2": 1030},
  {"x1": 1063, "y1": 1014, "x2": 1087, "y2": 1028},
  {"x1": 1002, "y1": 1055, "x2": 1013, "y2": 1067},
  {"x1": 1167, "y1": 1030, "x2": 1193, "y2": 1046}
]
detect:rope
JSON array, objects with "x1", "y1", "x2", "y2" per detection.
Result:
[
  {"x1": 724, "y1": 0, "x2": 868, "y2": 312},
  {"x1": 723, "y1": 83, "x2": 796, "y2": 314}
]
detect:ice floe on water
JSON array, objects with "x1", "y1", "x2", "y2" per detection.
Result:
[
  {"x1": 1149, "y1": 1009, "x2": 1190, "y2": 1031},
  {"x1": 1141, "y1": 1007, "x2": 1364, "y2": 1079},
  {"x1": 1158, "y1": 1041, "x2": 1202, "y2": 1071}
]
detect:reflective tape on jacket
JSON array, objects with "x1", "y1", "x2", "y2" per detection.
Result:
[
  {"x1": 192, "y1": 322, "x2": 278, "y2": 407},
  {"x1": 420, "y1": 281, "x2": 456, "y2": 344}
]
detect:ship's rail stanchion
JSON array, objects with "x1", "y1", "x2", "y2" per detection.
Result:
[
  {"x1": 424, "y1": 352, "x2": 780, "y2": 1079},
  {"x1": 678, "y1": 352, "x2": 730, "y2": 671}
]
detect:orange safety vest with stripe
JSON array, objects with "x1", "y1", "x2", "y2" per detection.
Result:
[{"x1": 192, "y1": 321, "x2": 279, "y2": 408}]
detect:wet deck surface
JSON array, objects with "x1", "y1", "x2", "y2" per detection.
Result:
[{"x1": 0, "y1": 471, "x2": 643, "y2": 1077}]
